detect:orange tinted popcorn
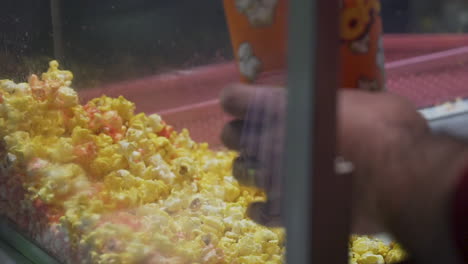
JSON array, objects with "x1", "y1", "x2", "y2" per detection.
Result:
[{"x1": 0, "y1": 61, "x2": 405, "y2": 263}]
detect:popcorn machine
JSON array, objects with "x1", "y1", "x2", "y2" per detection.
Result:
[{"x1": 0, "y1": 0, "x2": 468, "y2": 263}]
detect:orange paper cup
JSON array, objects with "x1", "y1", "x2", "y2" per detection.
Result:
[
  {"x1": 223, "y1": 0, "x2": 287, "y2": 84},
  {"x1": 340, "y1": 0, "x2": 386, "y2": 91},
  {"x1": 223, "y1": 0, "x2": 385, "y2": 91}
]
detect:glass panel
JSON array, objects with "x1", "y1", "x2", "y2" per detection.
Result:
[
  {"x1": 1, "y1": 0, "x2": 467, "y2": 263},
  {"x1": 1, "y1": 1, "x2": 287, "y2": 263}
]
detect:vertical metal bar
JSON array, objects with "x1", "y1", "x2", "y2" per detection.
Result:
[
  {"x1": 285, "y1": 0, "x2": 349, "y2": 263},
  {"x1": 310, "y1": 0, "x2": 350, "y2": 262},
  {"x1": 50, "y1": 0, "x2": 65, "y2": 61},
  {"x1": 284, "y1": 0, "x2": 316, "y2": 260}
]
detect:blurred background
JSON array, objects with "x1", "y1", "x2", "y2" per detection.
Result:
[
  {"x1": 0, "y1": 0, "x2": 231, "y2": 88},
  {"x1": 1, "y1": 0, "x2": 468, "y2": 88}
]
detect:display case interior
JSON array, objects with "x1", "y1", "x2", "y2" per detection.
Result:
[{"x1": 1, "y1": 1, "x2": 468, "y2": 264}]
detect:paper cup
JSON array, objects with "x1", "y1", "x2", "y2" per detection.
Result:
[{"x1": 223, "y1": 0, "x2": 385, "y2": 91}]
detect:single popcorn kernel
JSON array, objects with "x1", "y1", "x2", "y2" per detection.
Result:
[
  {"x1": 56, "y1": 86, "x2": 78, "y2": 108},
  {"x1": 357, "y1": 252, "x2": 385, "y2": 264},
  {"x1": 352, "y1": 237, "x2": 379, "y2": 255},
  {"x1": 148, "y1": 114, "x2": 165, "y2": 133},
  {"x1": 42, "y1": 60, "x2": 74, "y2": 86}
]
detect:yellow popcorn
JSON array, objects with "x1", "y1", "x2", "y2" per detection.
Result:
[
  {"x1": 68, "y1": 108, "x2": 91, "y2": 130},
  {"x1": 148, "y1": 114, "x2": 165, "y2": 133},
  {"x1": 201, "y1": 215, "x2": 225, "y2": 235},
  {"x1": 56, "y1": 86, "x2": 78, "y2": 108},
  {"x1": 26, "y1": 162, "x2": 88, "y2": 206},
  {"x1": 151, "y1": 136, "x2": 174, "y2": 160},
  {"x1": 163, "y1": 196, "x2": 185, "y2": 213},
  {"x1": 236, "y1": 255, "x2": 264, "y2": 264},
  {"x1": 172, "y1": 156, "x2": 196, "y2": 179},
  {"x1": 41, "y1": 60, "x2": 73, "y2": 86},
  {"x1": 0, "y1": 80, "x2": 30, "y2": 95},
  {"x1": 86, "y1": 96, "x2": 135, "y2": 122},
  {"x1": 146, "y1": 154, "x2": 176, "y2": 183},
  {"x1": 254, "y1": 229, "x2": 278, "y2": 243},
  {"x1": 0, "y1": 61, "x2": 408, "y2": 264},
  {"x1": 353, "y1": 236, "x2": 381, "y2": 255},
  {"x1": 223, "y1": 176, "x2": 241, "y2": 202},
  {"x1": 237, "y1": 234, "x2": 262, "y2": 256},
  {"x1": 126, "y1": 127, "x2": 146, "y2": 142},
  {"x1": 385, "y1": 243, "x2": 408, "y2": 264},
  {"x1": 358, "y1": 252, "x2": 385, "y2": 264},
  {"x1": 178, "y1": 216, "x2": 202, "y2": 237},
  {"x1": 90, "y1": 147, "x2": 126, "y2": 177},
  {"x1": 350, "y1": 236, "x2": 407, "y2": 264}
]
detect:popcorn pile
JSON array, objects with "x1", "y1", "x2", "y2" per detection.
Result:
[
  {"x1": 350, "y1": 236, "x2": 407, "y2": 264},
  {"x1": 0, "y1": 61, "x2": 406, "y2": 263}
]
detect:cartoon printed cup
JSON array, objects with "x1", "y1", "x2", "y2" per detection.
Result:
[
  {"x1": 340, "y1": 0, "x2": 386, "y2": 91},
  {"x1": 223, "y1": 0, "x2": 287, "y2": 84},
  {"x1": 223, "y1": 0, "x2": 386, "y2": 91}
]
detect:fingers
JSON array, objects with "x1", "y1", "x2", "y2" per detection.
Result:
[
  {"x1": 220, "y1": 84, "x2": 287, "y2": 153},
  {"x1": 351, "y1": 210, "x2": 386, "y2": 235},
  {"x1": 220, "y1": 84, "x2": 255, "y2": 118},
  {"x1": 247, "y1": 201, "x2": 283, "y2": 227},
  {"x1": 337, "y1": 89, "x2": 430, "y2": 159},
  {"x1": 232, "y1": 156, "x2": 259, "y2": 187},
  {"x1": 221, "y1": 83, "x2": 286, "y2": 228},
  {"x1": 233, "y1": 154, "x2": 278, "y2": 190},
  {"x1": 220, "y1": 83, "x2": 286, "y2": 119},
  {"x1": 221, "y1": 119, "x2": 243, "y2": 150}
]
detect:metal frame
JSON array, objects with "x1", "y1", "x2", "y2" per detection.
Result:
[
  {"x1": 285, "y1": 0, "x2": 350, "y2": 263},
  {"x1": 0, "y1": 238, "x2": 34, "y2": 264},
  {"x1": 50, "y1": 0, "x2": 65, "y2": 61},
  {"x1": 0, "y1": 218, "x2": 60, "y2": 264}
]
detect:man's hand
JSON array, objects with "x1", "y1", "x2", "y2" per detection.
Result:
[
  {"x1": 340, "y1": 90, "x2": 468, "y2": 264},
  {"x1": 337, "y1": 89, "x2": 430, "y2": 234},
  {"x1": 221, "y1": 84, "x2": 467, "y2": 263},
  {"x1": 221, "y1": 84, "x2": 286, "y2": 226}
]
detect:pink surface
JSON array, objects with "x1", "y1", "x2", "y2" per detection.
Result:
[
  {"x1": 77, "y1": 35, "x2": 468, "y2": 146},
  {"x1": 387, "y1": 46, "x2": 468, "y2": 107},
  {"x1": 384, "y1": 34, "x2": 468, "y2": 61},
  {"x1": 384, "y1": 35, "x2": 468, "y2": 107},
  {"x1": 78, "y1": 62, "x2": 237, "y2": 147},
  {"x1": 79, "y1": 63, "x2": 239, "y2": 115}
]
